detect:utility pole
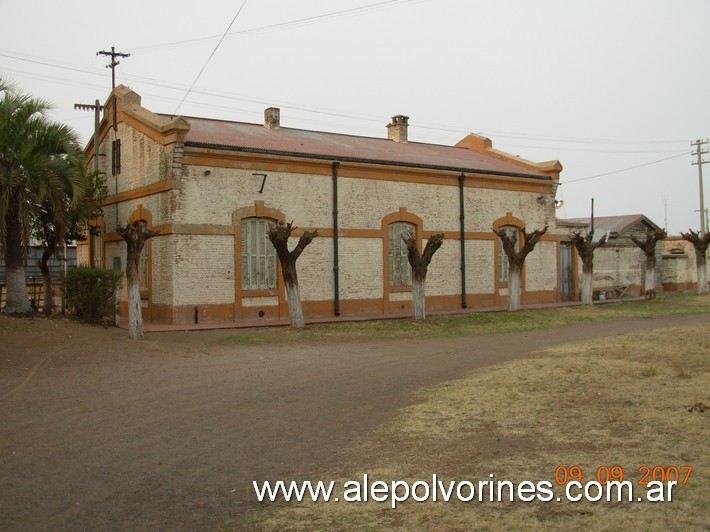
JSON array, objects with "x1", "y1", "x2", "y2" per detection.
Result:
[
  {"x1": 73, "y1": 100, "x2": 103, "y2": 173},
  {"x1": 97, "y1": 46, "x2": 130, "y2": 90},
  {"x1": 691, "y1": 139, "x2": 708, "y2": 234},
  {"x1": 97, "y1": 46, "x2": 129, "y2": 131}
]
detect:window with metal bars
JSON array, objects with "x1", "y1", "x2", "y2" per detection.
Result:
[
  {"x1": 388, "y1": 222, "x2": 414, "y2": 287},
  {"x1": 240, "y1": 218, "x2": 277, "y2": 291},
  {"x1": 111, "y1": 139, "x2": 121, "y2": 175}
]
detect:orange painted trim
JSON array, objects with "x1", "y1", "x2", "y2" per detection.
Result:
[
  {"x1": 182, "y1": 148, "x2": 554, "y2": 194},
  {"x1": 151, "y1": 224, "x2": 234, "y2": 236},
  {"x1": 662, "y1": 282, "x2": 700, "y2": 291},
  {"x1": 122, "y1": 111, "x2": 188, "y2": 146},
  {"x1": 104, "y1": 179, "x2": 177, "y2": 206},
  {"x1": 492, "y1": 212, "x2": 525, "y2": 231}
]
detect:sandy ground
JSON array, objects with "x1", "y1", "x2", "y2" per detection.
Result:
[{"x1": 1, "y1": 312, "x2": 708, "y2": 531}]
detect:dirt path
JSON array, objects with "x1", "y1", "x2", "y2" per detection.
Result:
[{"x1": 1, "y1": 313, "x2": 708, "y2": 531}]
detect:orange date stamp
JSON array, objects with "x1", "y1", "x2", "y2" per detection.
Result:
[{"x1": 554, "y1": 465, "x2": 693, "y2": 486}]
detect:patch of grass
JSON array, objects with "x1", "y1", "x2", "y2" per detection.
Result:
[
  {"x1": 220, "y1": 335, "x2": 271, "y2": 345},
  {"x1": 240, "y1": 323, "x2": 709, "y2": 531},
  {"x1": 220, "y1": 292, "x2": 709, "y2": 345}
]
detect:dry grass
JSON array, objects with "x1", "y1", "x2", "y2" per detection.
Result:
[
  {"x1": 241, "y1": 323, "x2": 710, "y2": 531},
  {"x1": 221, "y1": 292, "x2": 710, "y2": 345}
]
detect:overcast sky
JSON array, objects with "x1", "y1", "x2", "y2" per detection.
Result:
[{"x1": 2, "y1": 0, "x2": 708, "y2": 234}]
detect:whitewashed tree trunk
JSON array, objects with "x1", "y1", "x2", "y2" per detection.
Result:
[
  {"x1": 697, "y1": 255, "x2": 708, "y2": 294},
  {"x1": 412, "y1": 277, "x2": 426, "y2": 320},
  {"x1": 117, "y1": 220, "x2": 158, "y2": 340},
  {"x1": 126, "y1": 259, "x2": 143, "y2": 340},
  {"x1": 580, "y1": 268, "x2": 593, "y2": 306},
  {"x1": 508, "y1": 266, "x2": 522, "y2": 311},
  {"x1": 285, "y1": 282, "x2": 304, "y2": 328},
  {"x1": 644, "y1": 264, "x2": 656, "y2": 299}
]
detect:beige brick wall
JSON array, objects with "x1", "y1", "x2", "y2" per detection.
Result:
[
  {"x1": 292, "y1": 236, "x2": 334, "y2": 301},
  {"x1": 98, "y1": 124, "x2": 173, "y2": 196},
  {"x1": 338, "y1": 179, "x2": 459, "y2": 230},
  {"x1": 662, "y1": 255, "x2": 694, "y2": 284},
  {"x1": 338, "y1": 237, "x2": 383, "y2": 299},
  {"x1": 172, "y1": 235, "x2": 234, "y2": 305},
  {"x1": 150, "y1": 235, "x2": 175, "y2": 305},
  {"x1": 176, "y1": 167, "x2": 331, "y2": 227},
  {"x1": 592, "y1": 246, "x2": 644, "y2": 288},
  {"x1": 466, "y1": 240, "x2": 495, "y2": 294},
  {"x1": 464, "y1": 188, "x2": 554, "y2": 232},
  {"x1": 425, "y1": 239, "x2": 461, "y2": 294},
  {"x1": 525, "y1": 241, "x2": 558, "y2": 291},
  {"x1": 661, "y1": 239, "x2": 709, "y2": 285}
]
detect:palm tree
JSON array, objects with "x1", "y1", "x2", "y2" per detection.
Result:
[{"x1": 1, "y1": 80, "x2": 85, "y2": 314}]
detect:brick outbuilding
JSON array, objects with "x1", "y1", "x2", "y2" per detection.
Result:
[{"x1": 79, "y1": 86, "x2": 576, "y2": 325}]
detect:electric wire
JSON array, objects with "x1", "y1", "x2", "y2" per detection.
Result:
[
  {"x1": 129, "y1": 0, "x2": 426, "y2": 52},
  {"x1": 562, "y1": 152, "x2": 690, "y2": 184},
  {"x1": 0, "y1": 48, "x2": 692, "y2": 149},
  {"x1": 174, "y1": 0, "x2": 249, "y2": 114}
]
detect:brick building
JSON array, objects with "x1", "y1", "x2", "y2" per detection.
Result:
[
  {"x1": 557, "y1": 214, "x2": 664, "y2": 299},
  {"x1": 79, "y1": 86, "x2": 577, "y2": 325}
]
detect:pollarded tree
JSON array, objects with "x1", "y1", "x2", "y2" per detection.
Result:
[
  {"x1": 494, "y1": 225, "x2": 548, "y2": 311},
  {"x1": 630, "y1": 227, "x2": 666, "y2": 299},
  {"x1": 267, "y1": 220, "x2": 319, "y2": 328},
  {"x1": 0, "y1": 79, "x2": 85, "y2": 314},
  {"x1": 117, "y1": 220, "x2": 159, "y2": 340},
  {"x1": 402, "y1": 231, "x2": 444, "y2": 320},
  {"x1": 680, "y1": 229, "x2": 710, "y2": 294},
  {"x1": 570, "y1": 231, "x2": 608, "y2": 305}
]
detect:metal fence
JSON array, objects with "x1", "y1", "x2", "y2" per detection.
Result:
[
  {"x1": 0, "y1": 246, "x2": 77, "y2": 284},
  {"x1": 0, "y1": 246, "x2": 78, "y2": 312}
]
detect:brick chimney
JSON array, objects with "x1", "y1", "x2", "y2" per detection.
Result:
[
  {"x1": 264, "y1": 107, "x2": 280, "y2": 130},
  {"x1": 387, "y1": 115, "x2": 409, "y2": 143}
]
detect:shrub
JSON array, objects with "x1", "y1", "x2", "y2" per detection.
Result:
[{"x1": 63, "y1": 267, "x2": 123, "y2": 324}]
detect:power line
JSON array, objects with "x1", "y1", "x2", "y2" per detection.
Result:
[
  {"x1": 130, "y1": 0, "x2": 424, "y2": 52},
  {"x1": 562, "y1": 152, "x2": 690, "y2": 185},
  {"x1": 174, "y1": 0, "x2": 249, "y2": 114},
  {"x1": 0, "y1": 48, "x2": 697, "y2": 153},
  {"x1": 0, "y1": 48, "x2": 693, "y2": 148}
]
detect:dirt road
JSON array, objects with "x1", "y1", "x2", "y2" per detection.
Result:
[{"x1": 1, "y1": 312, "x2": 708, "y2": 530}]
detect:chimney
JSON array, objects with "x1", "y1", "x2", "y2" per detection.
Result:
[
  {"x1": 264, "y1": 107, "x2": 280, "y2": 130},
  {"x1": 387, "y1": 115, "x2": 409, "y2": 143}
]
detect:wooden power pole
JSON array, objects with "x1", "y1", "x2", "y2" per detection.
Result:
[
  {"x1": 73, "y1": 100, "x2": 103, "y2": 173},
  {"x1": 691, "y1": 139, "x2": 708, "y2": 234}
]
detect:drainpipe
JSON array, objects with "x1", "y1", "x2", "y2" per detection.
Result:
[
  {"x1": 458, "y1": 173, "x2": 467, "y2": 308},
  {"x1": 332, "y1": 161, "x2": 341, "y2": 316}
]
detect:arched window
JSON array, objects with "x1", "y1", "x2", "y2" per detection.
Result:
[
  {"x1": 241, "y1": 217, "x2": 277, "y2": 290},
  {"x1": 498, "y1": 225, "x2": 519, "y2": 283},
  {"x1": 388, "y1": 221, "x2": 415, "y2": 287}
]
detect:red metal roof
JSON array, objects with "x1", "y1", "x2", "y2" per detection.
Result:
[{"x1": 161, "y1": 114, "x2": 550, "y2": 179}]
